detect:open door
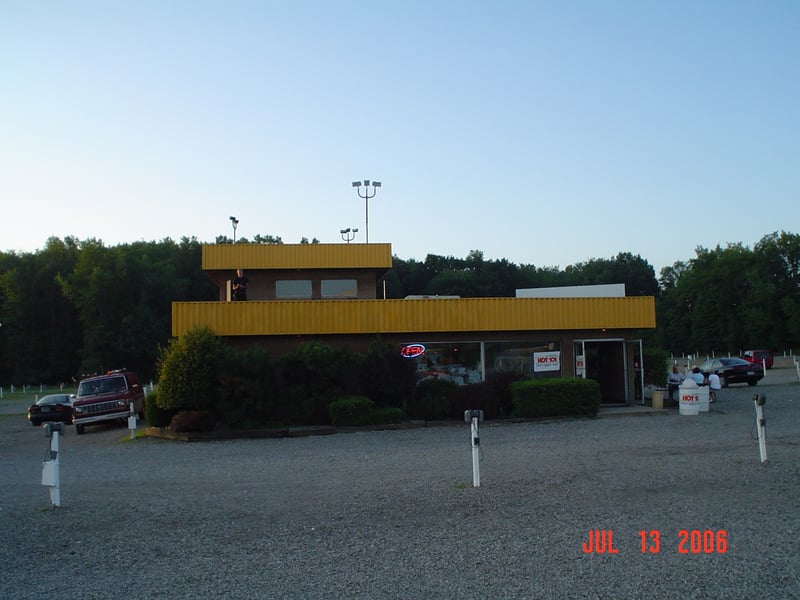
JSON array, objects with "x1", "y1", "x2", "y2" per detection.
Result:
[{"x1": 580, "y1": 339, "x2": 626, "y2": 405}]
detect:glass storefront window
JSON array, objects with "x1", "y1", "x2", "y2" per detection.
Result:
[
  {"x1": 401, "y1": 341, "x2": 482, "y2": 386},
  {"x1": 484, "y1": 341, "x2": 561, "y2": 380},
  {"x1": 399, "y1": 339, "x2": 562, "y2": 386}
]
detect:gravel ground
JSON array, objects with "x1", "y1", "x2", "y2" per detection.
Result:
[{"x1": 1, "y1": 374, "x2": 798, "y2": 599}]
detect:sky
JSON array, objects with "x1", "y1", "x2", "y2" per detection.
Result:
[{"x1": 2, "y1": 1, "x2": 798, "y2": 275}]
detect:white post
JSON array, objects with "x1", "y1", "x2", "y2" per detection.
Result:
[
  {"x1": 41, "y1": 424, "x2": 63, "y2": 507},
  {"x1": 470, "y1": 417, "x2": 481, "y2": 487},
  {"x1": 128, "y1": 401, "x2": 138, "y2": 440},
  {"x1": 795, "y1": 358, "x2": 800, "y2": 383},
  {"x1": 464, "y1": 410, "x2": 483, "y2": 488},
  {"x1": 753, "y1": 394, "x2": 767, "y2": 463}
]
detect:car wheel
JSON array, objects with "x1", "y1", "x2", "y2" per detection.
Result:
[
  {"x1": 720, "y1": 375, "x2": 728, "y2": 388},
  {"x1": 75, "y1": 424, "x2": 85, "y2": 435},
  {"x1": 31, "y1": 420, "x2": 38, "y2": 427},
  {"x1": 747, "y1": 380, "x2": 757, "y2": 386}
]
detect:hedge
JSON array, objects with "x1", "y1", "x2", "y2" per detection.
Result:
[{"x1": 510, "y1": 378, "x2": 601, "y2": 418}]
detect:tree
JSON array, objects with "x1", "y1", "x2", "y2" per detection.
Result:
[
  {"x1": 156, "y1": 325, "x2": 224, "y2": 411},
  {"x1": 0, "y1": 237, "x2": 81, "y2": 382}
]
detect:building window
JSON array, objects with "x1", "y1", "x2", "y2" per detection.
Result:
[
  {"x1": 276, "y1": 280, "x2": 312, "y2": 299},
  {"x1": 321, "y1": 279, "x2": 358, "y2": 299},
  {"x1": 403, "y1": 341, "x2": 482, "y2": 386},
  {"x1": 485, "y1": 341, "x2": 561, "y2": 379}
]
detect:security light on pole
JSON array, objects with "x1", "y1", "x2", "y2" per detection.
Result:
[
  {"x1": 351, "y1": 180, "x2": 381, "y2": 243},
  {"x1": 229, "y1": 216, "x2": 239, "y2": 243},
  {"x1": 340, "y1": 227, "x2": 358, "y2": 243}
]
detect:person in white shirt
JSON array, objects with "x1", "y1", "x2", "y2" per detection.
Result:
[
  {"x1": 689, "y1": 366, "x2": 705, "y2": 385},
  {"x1": 708, "y1": 372, "x2": 721, "y2": 402},
  {"x1": 667, "y1": 365, "x2": 684, "y2": 406}
]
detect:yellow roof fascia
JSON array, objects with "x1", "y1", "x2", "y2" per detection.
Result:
[
  {"x1": 172, "y1": 296, "x2": 656, "y2": 337},
  {"x1": 202, "y1": 243, "x2": 393, "y2": 271}
]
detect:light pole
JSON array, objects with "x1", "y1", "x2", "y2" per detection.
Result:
[
  {"x1": 229, "y1": 216, "x2": 239, "y2": 243},
  {"x1": 340, "y1": 227, "x2": 358, "y2": 243},
  {"x1": 351, "y1": 180, "x2": 381, "y2": 243}
]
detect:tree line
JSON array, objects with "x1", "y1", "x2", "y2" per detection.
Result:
[{"x1": 1, "y1": 231, "x2": 798, "y2": 385}]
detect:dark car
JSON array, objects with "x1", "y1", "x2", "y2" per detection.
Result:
[
  {"x1": 27, "y1": 393, "x2": 74, "y2": 426},
  {"x1": 700, "y1": 357, "x2": 764, "y2": 387},
  {"x1": 741, "y1": 349, "x2": 774, "y2": 370}
]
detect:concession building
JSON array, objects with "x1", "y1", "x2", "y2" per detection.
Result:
[{"x1": 171, "y1": 243, "x2": 656, "y2": 405}]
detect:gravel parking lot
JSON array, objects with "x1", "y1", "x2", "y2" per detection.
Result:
[{"x1": 1, "y1": 370, "x2": 798, "y2": 599}]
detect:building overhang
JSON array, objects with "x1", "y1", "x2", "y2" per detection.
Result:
[{"x1": 171, "y1": 296, "x2": 657, "y2": 337}]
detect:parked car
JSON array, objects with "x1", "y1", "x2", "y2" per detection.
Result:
[
  {"x1": 741, "y1": 349, "x2": 774, "y2": 370},
  {"x1": 27, "y1": 394, "x2": 74, "y2": 426},
  {"x1": 699, "y1": 357, "x2": 764, "y2": 387},
  {"x1": 72, "y1": 370, "x2": 145, "y2": 434}
]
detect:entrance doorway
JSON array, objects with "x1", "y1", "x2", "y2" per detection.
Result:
[{"x1": 583, "y1": 340, "x2": 625, "y2": 405}]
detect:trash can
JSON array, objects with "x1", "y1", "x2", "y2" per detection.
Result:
[
  {"x1": 679, "y1": 380, "x2": 700, "y2": 416},
  {"x1": 652, "y1": 389, "x2": 665, "y2": 409}
]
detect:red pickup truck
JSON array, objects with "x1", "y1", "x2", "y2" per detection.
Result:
[
  {"x1": 72, "y1": 370, "x2": 145, "y2": 434},
  {"x1": 741, "y1": 349, "x2": 774, "y2": 370}
]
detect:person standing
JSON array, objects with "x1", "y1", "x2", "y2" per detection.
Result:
[
  {"x1": 689, "y1": 366, "x2": 705, "y2": 385},
  {"x1": 667, "y1": 365, "x2": 684, "y2": 406},
  {"x1": 232, "y1": 269, "x2": 249, "y2": 301},
  {"x1": 708, "y1": 371, "x2": 721, "y2": 402}
]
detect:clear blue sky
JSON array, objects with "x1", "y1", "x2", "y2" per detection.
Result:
[{"x1": 2, "y1": 1, "x2": 798, "y2": 275}]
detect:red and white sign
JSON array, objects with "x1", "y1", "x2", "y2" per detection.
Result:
[
  {"x1": 400, "y1": 343, "x2": 426, "y2": 359},
  {"x1": 534, "y1": 351, "x2": 561, "y2": 372}
]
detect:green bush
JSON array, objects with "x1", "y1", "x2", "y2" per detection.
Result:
[
  {"x1": 156, "y1": 326, "x2": 225, "y2": 411},
  {"x1": 407, "y1": 378, "x2": 458, "y2": 420},
  {"x1": 143, "y1": 389, "x2": 176, "y2": 427},
  {"x1": 511, "y1": 378, "x2": 601, "y2": 418},
  {"x1": 368, "y1": 406, "x2": 404, "y2": 425},
  {"x1": 170, "y1": 410, "x2": 216, "y2": 432},
  {"x1": 357, "y1": 340, "x2": 417, "y2": 408},
  {"x1": 328, "y1": 395, "x2": 375, "y2": 426},
  {"x1": 216, "y1": 345, "x2": 280, "y2": 428},
  {"x1": 278, "y1": 342, "x2": 349, "y2": 425}
]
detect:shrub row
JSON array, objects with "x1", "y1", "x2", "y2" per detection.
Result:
[
  {"x1": 510, "y1": 378, "x2": 601, "y2": 418},
  {"x1": 152, "y1": 327, "x2": 602, "y2": 431},
  {"x1": 153, "y1": 328, "x2": 417, "y2": 431}
]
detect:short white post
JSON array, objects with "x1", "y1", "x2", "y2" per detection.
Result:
[
  {"x1": 753, "y1": 393, "x2": 767, "y2": 463},
  {"x1": 41, "y1": 423, "x2": 64, "y2": 507},
  {"x1": 795, "y1": 358, "x2": 800, "y2": 383},
  {"x1": 464, "y1": 410, "x2": 484, "y2": 488},
  {"x1": 128, "y1": 401, "x2": 138, "y2": 440}
]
